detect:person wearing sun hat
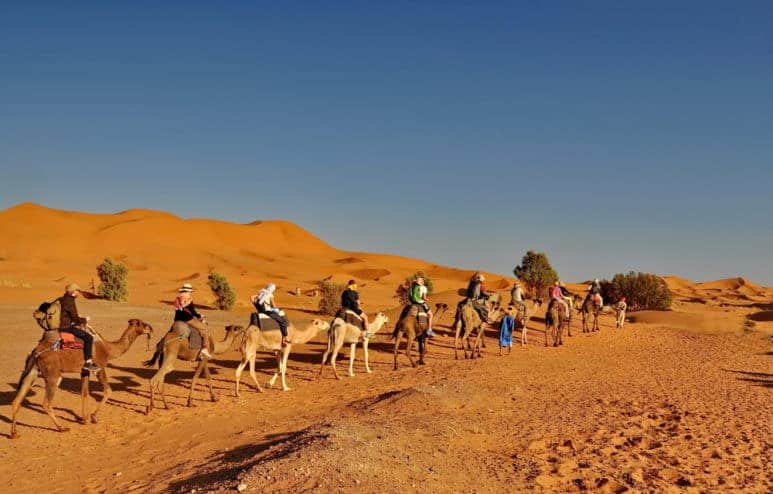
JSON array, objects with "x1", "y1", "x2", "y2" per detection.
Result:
[
  {"x1": 341, "y1": 279, "x2": 369, "y2": 331},
  {"x1": 58, "y1": 282, "x2": 99, "y2": 372},
  {"x1": 173, "y1": 283, "x2": 211, "y2": 359},
  {"x1": 251, "y1": 283, "x2": 289, "y2": 347}
]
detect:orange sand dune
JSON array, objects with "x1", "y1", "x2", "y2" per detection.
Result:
[{"x1": 0, "y1": 203, "x2": 511, "y2": 307}]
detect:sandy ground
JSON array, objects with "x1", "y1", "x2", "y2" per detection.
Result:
[
  {"x1": 1, "y1": 292, "x2": 770, "y2": 493},
  {"x1": 1, "y1": 204, "x2": 771, "y2": 492}
]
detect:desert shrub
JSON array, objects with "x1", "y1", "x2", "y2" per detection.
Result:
[
  {"x1": 396, "y1": 271, "x2": 434, "y2": 306},
  {"x1": 207, "y1": 272, "x2": 236, "y2": 310},
  {"x1": 96, "y1": 257, "x2": 129, "y2": 302},
  {"x1": 318, "y1": 280, "x2": 345, "y2": 316},
  {"x1": 600, "y1": 271, "x2": 672, "y2": 311},
  {"x1": 513, "y1": 251, "x2": 558, "y2": 299}
]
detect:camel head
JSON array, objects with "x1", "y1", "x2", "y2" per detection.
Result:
[
  {"x1": 311, "y1": 319, "x2": 330, "y2": 332},
  {"x1": 224, "y1": 324, "x2": 246, "y2": 336},
  {"x1": 129, "y1": 319, "x2": 154, "y2": 337},
  {"x1": 373, "y1": 312, "x2": 389, "y2": 326}
]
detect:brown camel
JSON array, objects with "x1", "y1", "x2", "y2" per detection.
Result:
[
  {"x1": 581, "y1": 295, "x2": 601, "y2": 332},
  {"x1": 10, "y1": 319, "x2": 154, "y2": 438},
  {"x1": 453, "y1": 298, "x2": 501, "y2": 359},
  {"x1": 318, "y1": 312, "x2": 389, "y2": 380},
  {"x1": 234, "y1": 318, "x2": 330, "y2": 395},
  {"x1": 544, "y1": 299, "x2": 570, "y2": 347},
  {"x1": 144, "y1": 323, "x2": 245, "y2": 413},
  {"x1": 392, "y1": 305, "x2": 430, "y2": 370}
]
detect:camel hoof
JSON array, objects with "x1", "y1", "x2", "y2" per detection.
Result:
[
  {"x1": 187, "y1": 402, "x2": 196, "y2": 408},
  {"x1": 211, "y1": 395, "x2": 219, "y2": 402},
  {"x1": 418, "y1": 360, "x2": 425, "y2": 366},
  {"x1": 282, "y1": 387, "x2": 291, "y2": 392},
  {"x1": 10, "y1": 431, "x2": 20, "y2": 440},
  {"x1": 366, "y1": 369, "x2": 372, "y2": 374},
  {"x1": 58, "y1": 426, "x2": 70, "y2": 433},
  {"x1": 90, "y1": 414, "x2": 98, "y2": 424},
  {"x1": 145, "y1": 406, "x2": 151, "y2": 415}
]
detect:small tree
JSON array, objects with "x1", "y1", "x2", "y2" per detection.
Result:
[
  {"x1": 601, "y1": 271, "x2": 672, "y2": 311},
  {"x1": 396, "y1": 271, "x2": 434, "y2": 305},
  {"x1": 207, "y1": 272, "x2": 236, "y2": 310},
  {"x1": 318, "y1": 280, "x2": 345, "y2": 316},
  {"x1": 96, "y1": 257, "x2": 129, "y2": 302},
  {"x1": 513, "y1": 251, "x2": 558, "y2": 299}
]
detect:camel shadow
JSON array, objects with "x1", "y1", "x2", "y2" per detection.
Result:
[
  {"x1": 166, "y1": 429, "x2": 311, "y2": 494},
  {"x1": 724, "y1": 369, "x2": 772, "y2": 389}
]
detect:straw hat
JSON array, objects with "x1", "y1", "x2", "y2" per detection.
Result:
[{"x1": 178, "y1": 283, "x2": 195, "y2": 293}]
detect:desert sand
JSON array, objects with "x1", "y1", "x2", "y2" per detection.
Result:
[{"x1": 0, "y1": 204, "x2": 771, "y2": 493}]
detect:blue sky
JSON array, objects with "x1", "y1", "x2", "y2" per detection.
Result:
[{"x1": 2, "y1": 1, "x2": 772, "y2": 284}]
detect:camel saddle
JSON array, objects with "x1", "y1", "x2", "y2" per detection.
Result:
[
  {"x1": 169, "y1": 322, "x2": 204, "y2": 350},
  {"x1": 335, "y1": 309, "x2": 366, "y2": 331},
  {"x1": 400, "y1": 304, "x2": 428, "y2": 329},
  {"x1": 40, "y1": 329, "x2": 84, "y2": 351},
  {"x1": 249, "y1": 311, "x2": 287, "y2": 331}
]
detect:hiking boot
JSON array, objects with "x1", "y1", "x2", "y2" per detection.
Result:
[
  {"x1": 426, "y1": 328, "x2": 437, "y2": 338},
  {"x1": 82, "y1": 360, "x2": 100, "y2": 373},
  {"x1": 281, "y1": 337, "x2": 290, "y2": 347},
  {"x1": 200, "y1": 348, "x2": 213, "y2": 359}
]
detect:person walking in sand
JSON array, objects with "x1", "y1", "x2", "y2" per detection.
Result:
[{"x1": 615, "y1": 297, "x2": 627, "y2": 329}]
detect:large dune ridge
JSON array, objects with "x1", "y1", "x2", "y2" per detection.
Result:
[
  {"x1": 1, "y1": 203, "x2": 770, "y2": 311},
  {"x1": 0, "y1": 202, "x2": 504, "y2": 307}
]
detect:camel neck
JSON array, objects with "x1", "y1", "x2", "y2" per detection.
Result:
[{"x1": 102, "y1": 326, "x2": 138, "y2": 360}]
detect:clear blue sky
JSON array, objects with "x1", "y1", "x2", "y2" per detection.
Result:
[{"x1": 2, "y1": 1, "x2": 772, "y2": 284}]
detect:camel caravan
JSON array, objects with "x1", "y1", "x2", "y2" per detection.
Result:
[{"x1": 9, "y1": 274, "x2": 617, "y2": 438}]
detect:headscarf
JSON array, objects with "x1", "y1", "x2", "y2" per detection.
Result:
[
  {"x1": 174, "y1": 292, "x2": 193, "y2": 310},
  {"x1": 256, "y1": 283, "x2": 276, "y2": 307}
]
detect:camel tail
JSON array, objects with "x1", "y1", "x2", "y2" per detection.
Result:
[
  {"x1": 144, "y1": 347, "x2": 164, "y2": 368},
  {"x1": 16, "y1": 351, "x2": 37, "y2": 389}
]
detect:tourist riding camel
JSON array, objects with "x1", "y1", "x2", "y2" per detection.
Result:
[
  {"x1": 174, "y1": 283, "x2": 211, "y2": 359},
  {"x1": 588, "y1": 278, "x2": 603, "y2": 308},
  {"x1": 466, "y1": 272, "x2": 491, "y2": 321},
  {"x1": 340, "y1": 279, "x2": 369, "y2": 330},
  {"x1": 251, "y1": 283, "x2": 289, "y2": 347},
  {"x1": 510, "y1": 280, "x2": 527, "y2": 314},
  {"x1": 58, "y1": 283, "x2": 99, "y2": 372},
  {"x1": 409, "y1": 276, "x2": 435, "y2": 337},
  {"x1": 551, "y1": 281, "x2": 570, "y2": 318}
]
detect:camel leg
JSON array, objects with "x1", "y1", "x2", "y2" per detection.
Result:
[
  {"x1": 10, "y1": 367, "x2": 39, "y2": 439},
  {"x1": 318, "y1": 344, "x2": 331, "y2": 379},
  {"x1": 234, "y1": 357, "x2": 247, "y2": 397},
  {"x1": 187, "y1": 361, "x2": 206, "y2": 407},
  {"x1": 364, "y1": 338, "x2": 372, "y2": 374},
  {"x1": 43, "y1": 376, "x2": 69, "y2": 433},
  {"x1": 453, "y1": 320, "x2": 462, "y2": 360},
  {"x1": 393, "y1": 330, "x2": 403, "y2": 370},
  {"x1": 267, "y1": 352, "x2": 280, "y2": 389},
  {"x1": 203, "y1": 363, "x2": 218, "y2": 402},
  {"x1": 347, "y1": 343, "x2": 356, "y2": 377},
  {"x1": 80, "y1": 373, "x2": 90, "y2": 424},
  {"x1": 279, "y1": 345, "x2": 291, "y2": 391},
  {"x1": 406, "y1": 336, "x2": 416, "y2": 368},
  {"x1": 91, "y1": 369, "x2": 111, "y2": 423},
  {"x1": 330, "y1": 342, "x2": 342, "y2": 380},
  {"x1": 418, "y1": 337, "x2": 426, "y2": 365},
  {"x1": 247, "y1": 354, "x2": 263, "y2": 393}
]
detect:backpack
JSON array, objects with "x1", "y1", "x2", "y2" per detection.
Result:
[
  {"x1": 33, "y1": 298, "x2": 62, "y2": 331},
  {"x1": 409, "y1": 283, "x2": 423, "y2": 304}
]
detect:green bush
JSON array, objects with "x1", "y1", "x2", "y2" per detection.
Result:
[
  {"x1": 513, "y1": 251, "x2": 558, "y2": 299},
  {"x1": 207, "y1": 272, "x2": 236, "y2": 310},
  {"x1": 96, "y1": 257, "x2": 129, "y2": 302},
  {"x1": 318, "y1": 280, "x2": 345, "y2": 316},
  {"x1": 600, "y1": 271, "x2": 672, "y2": 311},
  {"x1": 396, "y1": 271, "x2": 434, "y2": 306}
]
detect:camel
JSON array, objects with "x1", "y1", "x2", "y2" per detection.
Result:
[
  {"x1": 515, "y1": 299, "x2": 542, "y2": 346},
  {"x1": 144, "y1": 323, "x2": 245, "y2": 413},
  {"x1": 453, "y1": 298, "x2": 501, "y2": 359},
  {"x1": 234, "y1": 318, "x2": 330, "y2": 395},
  {"x1": 581, "y1": 295, "x2": 601, "y2": 332},
  {"x1": 392, "y1": 305, "x2": 430, "y2": 370},
  {"x1": 11, "y1": 319, "x2": 154, "y2": 438},
  {"x1": 544, "y1": 299, "x2": 570, "y2": 347},
  {"x1": 318, "y1": 312, "x2": 389, "y2": 379}
]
